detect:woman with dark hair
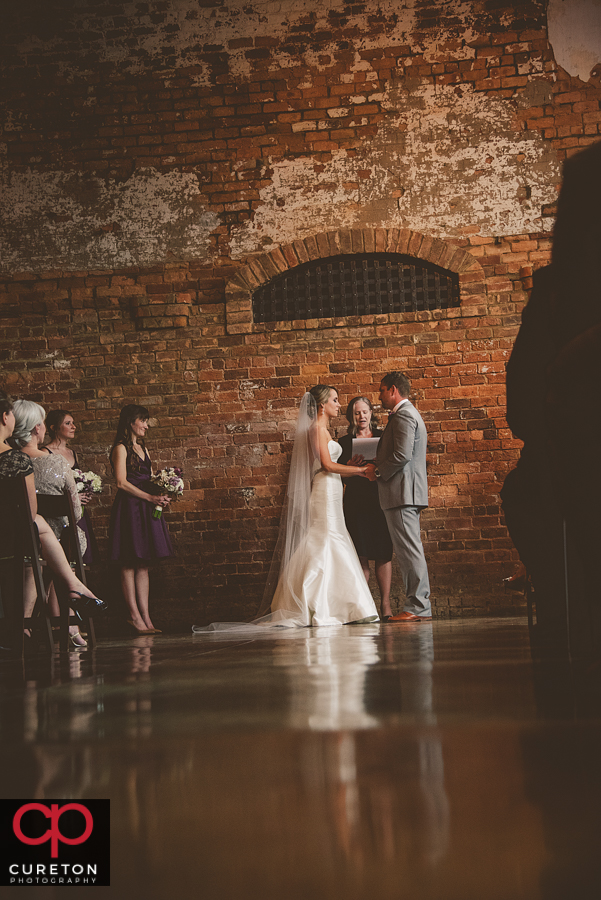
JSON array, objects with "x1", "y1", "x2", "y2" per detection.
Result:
[
  {"x1": 338, "y1": 396, "x2": 393, "y2": 620},
  {"x1": 42, "y1": 409, "x2": 98, "y2": 565},
  {"x1": 43, "y1": 410, "x2": 77, "y2": 466},
  {"x1": 108, "y1": 404, "x2": 173, "y2": 634}
]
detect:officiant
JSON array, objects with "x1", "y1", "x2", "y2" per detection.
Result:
[{"x1": 338, "y1": 396, "x2": 393, "y2": 620}]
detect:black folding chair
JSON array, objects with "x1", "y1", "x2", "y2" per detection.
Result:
[
  {"x1": 36, "y1": 490, "x2": 97, "y2": 651},
  {"x1": 0, "y1": 475, "x2": 54, "y2": 656}
]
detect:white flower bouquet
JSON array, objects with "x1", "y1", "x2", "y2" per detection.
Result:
[
  {"x1": 72, "y1": 468, "x2": 103, "y2": 500},
  {"x1": 150, "y1": 467, "x2": 184, "y2": 519}
]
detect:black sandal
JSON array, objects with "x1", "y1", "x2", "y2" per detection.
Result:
[{"x1": 69, "y1": 591, "x2": 108, "y2": 615}]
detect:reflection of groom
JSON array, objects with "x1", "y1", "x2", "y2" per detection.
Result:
[{"x1": 366, "y1": 371, "x2": 432, "y2": 622}]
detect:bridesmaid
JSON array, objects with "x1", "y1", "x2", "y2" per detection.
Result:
[
  {"x1": 108, "y1": 404, "x2": 173, "y2": 635},
  {"x1": 43, "y1": 409, "x2": 98, "y2": 565},
  {"x1": 13, "y1": 400, "x2": 88, "y2": 648},
  {"x1": 0, "y1": 390, "x2": 107, "y2": 640}
]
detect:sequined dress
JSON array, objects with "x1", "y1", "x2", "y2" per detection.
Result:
[
  {"x1": 65, "y1": 448, "x2": 98, "y2": 566},
  {"x1": 32, "y1": 454, "x2": 87, "y2": 555}
]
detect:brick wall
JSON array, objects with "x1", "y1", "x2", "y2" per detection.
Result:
[{"x1": 1, "y1": 0, "x2": 600, "y2": 626}]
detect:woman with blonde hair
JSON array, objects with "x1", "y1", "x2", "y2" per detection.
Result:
[
  {"x1": 195, "y1": 385, "x2": 379, "y2": 632},
  {"x1": 0, "y1": 391, "x2": 106, "y2": 646},
  {"x1": 12, "y1": 400, "x2": 90, "y2": 648},
  {"x1": 338, "y1": 396, "x2": 393, "y2": 620}
]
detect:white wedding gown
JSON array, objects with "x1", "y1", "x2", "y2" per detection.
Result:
[{"x1": 270, "y1": 441, "x2": 380, "y2": 627}]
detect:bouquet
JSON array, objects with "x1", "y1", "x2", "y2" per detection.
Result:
[
  {"x1": 72, "y1": 468, "x2": 103, "y2": 500},
  {"x1": 150, "y1": 467, "x2": 184, "y2": 519}
]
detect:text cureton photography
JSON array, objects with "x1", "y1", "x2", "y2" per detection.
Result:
[{"x1": 0, "y1": 800, "x2": 110, "y2": 887}]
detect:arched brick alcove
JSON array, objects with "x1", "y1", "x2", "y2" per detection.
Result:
[{"x1": 225, "y1": 228, "x2": 486, "y2": 334}]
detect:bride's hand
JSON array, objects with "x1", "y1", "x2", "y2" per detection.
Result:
[{"x1": 362, "y1": 465, "x2": 377, "y2": 482}]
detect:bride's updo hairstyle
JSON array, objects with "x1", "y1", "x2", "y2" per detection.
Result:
[
  {"x1": 308, "y1": 384, "x2": 337, "y2": 416},
  {"x1": 11, "y1": 399, "x2": 46, "y2": 448}
]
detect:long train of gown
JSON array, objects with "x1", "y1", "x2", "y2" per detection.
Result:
[{"x1": 193, "y1": 441, "x2": 379, "y2": 632}]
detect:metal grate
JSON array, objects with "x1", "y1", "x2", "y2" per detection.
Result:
[{"x1": 252, "y1": 253, "x2": 460, "y2": 324}]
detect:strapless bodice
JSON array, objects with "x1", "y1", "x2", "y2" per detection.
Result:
[{"x1": 328, "y1": 440, "x2": 342, "y2": 463}]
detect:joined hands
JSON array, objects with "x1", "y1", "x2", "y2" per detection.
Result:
[{"x1": 347, "y1": 455, "x2": 377, "y2": 481}]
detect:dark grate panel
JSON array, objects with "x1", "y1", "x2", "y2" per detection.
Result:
[{"x1": 252, "y1": 254, "x2": 461, "y2": 324}]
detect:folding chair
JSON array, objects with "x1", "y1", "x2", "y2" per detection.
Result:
[
  {"x1": 36, "y1": 490, "x2": 97, "y2": 651},
  {"x1": 0, "y1": 475, "x2": 54, "y2": 656}
]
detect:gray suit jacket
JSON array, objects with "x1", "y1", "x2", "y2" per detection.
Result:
[{"x1": 375, "y1": 401, "x2": 428, "y2": 510}]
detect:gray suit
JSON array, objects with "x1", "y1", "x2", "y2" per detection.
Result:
[{"x1": 376, "y1": 401, "x2": 431, "y2": 616}]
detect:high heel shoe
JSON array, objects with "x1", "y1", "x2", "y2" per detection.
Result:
[
  {"x1": 69, "y1": 591, "x2": 108, "y2": 615},
  {"x1": 69, "y1": 631, "x2": 88, "y2": 650},
  {"x1": 127, "y1": 619, "x2": 154, "y2": 635}
]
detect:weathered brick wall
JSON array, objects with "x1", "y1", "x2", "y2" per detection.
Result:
[{"x1": 1, "y1": 1, "x2": 600, "y2": 625}]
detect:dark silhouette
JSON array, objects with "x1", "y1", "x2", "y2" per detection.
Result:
[{"x1": 503, "y1": 140, "x2": 601, "y2": 660}]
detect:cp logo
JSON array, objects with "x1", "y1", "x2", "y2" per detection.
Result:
[{"x1": 13, "y1": 803, "x2": 94, "y2": 858}]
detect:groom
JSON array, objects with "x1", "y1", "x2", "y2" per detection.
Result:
[{"x1": 366, "y1": 371, "x2": 432, "y2": 622}]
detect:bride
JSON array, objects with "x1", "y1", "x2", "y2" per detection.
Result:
[{"x1": 193, "y1": 385, "x2": 380, "y2": 631}]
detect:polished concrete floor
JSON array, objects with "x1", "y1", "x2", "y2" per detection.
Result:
[{"x1": 2, "y1": 617, "x2": 601, "y2": 899}]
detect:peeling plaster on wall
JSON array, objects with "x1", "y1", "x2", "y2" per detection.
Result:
[
  {"x1": 6, "y1": 0, "x2": 487, "y2": 85},
  {"x1": 547, "y1": 0, "x2": 601, "y2": 82},
  {"x1": 9, "y1": 0, "x2": 413, "y2": 82},
  {"x1": 230, "y1": 81, "x2": 561, "y2": 257},
  {"x1": 0, "y1": 170, "x2": 219, "y2": 273}
]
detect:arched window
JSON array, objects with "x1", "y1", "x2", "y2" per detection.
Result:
[{"x1": 252, "y1": 253, "x2": 460, "y2": 324}]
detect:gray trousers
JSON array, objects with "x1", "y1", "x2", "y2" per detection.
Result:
[{"x1": 383, "y1": 506, "x2": 431, "y2": 616}]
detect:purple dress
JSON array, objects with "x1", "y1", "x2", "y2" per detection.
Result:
[{"x1": 108, "y1": 448, "x2": 174, "y2": 564}]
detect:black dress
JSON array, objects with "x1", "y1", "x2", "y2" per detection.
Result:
[
  {"x1": 338, "y1": 430, "x2": 393, "y2": 562},
  {"x1": 0, "y1": 448, "x2": 35, "y2": 559}
]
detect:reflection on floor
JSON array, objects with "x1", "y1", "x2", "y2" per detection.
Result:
[{"x1": 1, "y1": 617, "x2": 601, "y2": 899}]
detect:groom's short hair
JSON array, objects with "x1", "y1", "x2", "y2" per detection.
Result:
[{"x1": 381, "y1": 371, "x2": 411, "y2": 397}]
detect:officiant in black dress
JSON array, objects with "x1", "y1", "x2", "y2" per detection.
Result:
[{"x1": 338, "y1": 396, "x2": 393, "y2": 620}]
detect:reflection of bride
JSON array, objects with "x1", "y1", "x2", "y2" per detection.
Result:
[
  {"x1": 193, "y1": 385, "x2": 379, "y2": 631},
  {"x1": 272, "y1": 630, "x2": 381, "y2": 729}
]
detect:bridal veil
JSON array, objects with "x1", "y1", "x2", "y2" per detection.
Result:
[{"x1": 193, "y1": 392, "x2": 320, "y2": 632}]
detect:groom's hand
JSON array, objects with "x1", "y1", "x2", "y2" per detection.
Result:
[
  {"x1": 363, "y1": 463, "x2": 377, "y2": 482},
  {"x1": 348, "y1": 454, "x2": 365, "y2": 466}
]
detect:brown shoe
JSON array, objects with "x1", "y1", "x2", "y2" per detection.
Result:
[{"x1": 387, "y1": 611, "x2": 432, "y2": 623}]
